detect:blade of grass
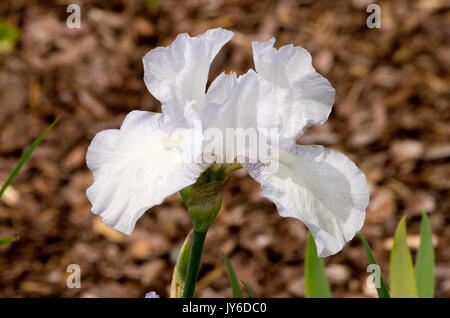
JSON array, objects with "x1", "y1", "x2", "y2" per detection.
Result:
[
  {"x1": 0, "y1": 116, "x2": 59, "y2": 199},
  {"x1": 221, "y1": 251, "x2": 242, "y2": 298},
  {"x1": 0, "y1": 236, "x2": 18, "y2": 247},
  {"x1": 415, "y1": 212, "x2": 434, "y2": 298},
  {"x1": 304, "y1": 233, "x2": 331, "y2": 298},
  {"x1": 390, "y1": 216, "x2": 418, "y2": 298},
  {"x1": 358, "y1": 232, "x2": 390, "y2": 298},
  {"x1": 240, "y1": 280, "x2": 255, "y2": 298}
]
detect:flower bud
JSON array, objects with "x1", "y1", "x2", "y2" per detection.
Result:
[
  {"x1": 170, "y1": 231, "x2": 193, "y2": 298},
  {"x1": 179, "y1": 165, "x2": 231, "y2": 233},
  {"x1": 145, "y1": 291, "x2": 160, "y2": 298}
]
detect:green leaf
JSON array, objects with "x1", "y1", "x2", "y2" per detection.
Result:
[
  {"x1": 0, "y1": 236, "x2": 18, "y2": 247},
  {"x1": 221, "y1": 251, "x2": 242, "y2": 298},
  {"x1": 358, "y1": 232, "x2": 390, "y2": 298},
  {"x1": 240, "y1": 280, "x2": 255, "y2": 298},
  {"x1": 145, "y1": 0, "x2": 160, "y2": 14},
  {"x1": 0, "y1": 21, "x2": 20, "y2": 53},
  {"x1": 415, "y1": 212, "x2": 434, "y2": 298},
  {"x1": 0, "y1": 117, "x2": 59, "y2": 199},
  {"x1": 390, "y1": 216, "x2": 418, "y2": 298},
  {"x1": 304, "y1": 233, "x2": 331, "y2": 298}
]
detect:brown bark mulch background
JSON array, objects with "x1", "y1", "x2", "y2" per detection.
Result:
[{"x1": 0, "y1": 0, "x2": 449, "y2": 297}]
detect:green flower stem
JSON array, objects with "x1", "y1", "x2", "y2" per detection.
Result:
[
  {"x1": 178, "y1": 165, "x2": 233, "y2": 298},
  {"x1": 182, "y1": 230, "x2": 207, "y2": 298}
]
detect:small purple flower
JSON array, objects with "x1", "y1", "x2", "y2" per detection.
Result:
[{"x1": 145, "y1": 291, "x2": 160, "y2": 298}]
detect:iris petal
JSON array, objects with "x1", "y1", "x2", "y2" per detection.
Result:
[
  {"x1": 143, "y1": 28, "x2": 234, "y2": 125},
  {"x1": 86, "y1": 111, "x2": 211, "y2": 234},
  {"x1": 252, "y1": 39, "x2": 335, "y2": 142},
  {"x1": 202, "y1": 70, "x2": 278, "y2": 163},
  {"x1": 244, "y1": 145, "x2": 369, "y2": 257}
]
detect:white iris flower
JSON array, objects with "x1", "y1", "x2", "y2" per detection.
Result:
[{"x1": 86, "y1": 28, "x2": 369, "y2": 257}]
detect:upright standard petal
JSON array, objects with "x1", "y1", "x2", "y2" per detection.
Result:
[
  {"x1": 86, "y1": 111, "x2": 210, "y2": 235},
  {"x1": 252, "y1": 39, "x2": 335, "y2": 142},
  {"x1": 202, "y1": 70, "x2": 279, "y2": 163},
  {"x1": 245, "y1": 145, "x2": 369, "y2": 257},
  {"x1": 143, "y1": 28, "x2": 234, "y2": 121}
]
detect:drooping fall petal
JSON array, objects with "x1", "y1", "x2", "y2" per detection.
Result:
[
  {"x1": 86, "y1": 111, "x2": 211, "y2": 234},
  {"x1": 245, "y1": 145, "x2": 369, "y2": 257}
]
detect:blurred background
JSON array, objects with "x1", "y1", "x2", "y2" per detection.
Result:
[{"x1": 0, "y1": 0, "x2": 449, "y2": 297}]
